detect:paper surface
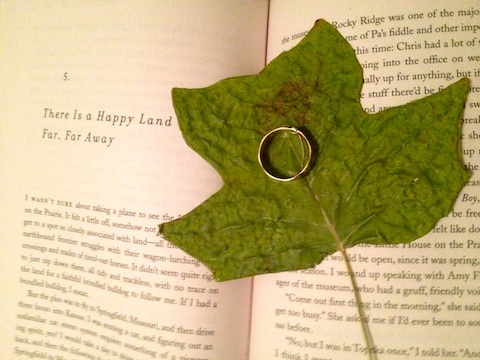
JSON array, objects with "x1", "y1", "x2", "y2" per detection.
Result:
[
  {"x1": 0, "y1": 1, "x2": 268, "y2": 358},
  {"x1": 249, "y1": 1, "x2": 480, "y2": 359}
]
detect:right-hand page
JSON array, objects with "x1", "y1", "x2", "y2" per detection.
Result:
[{"x1": 250, "y1": 1, "x2": 479, "y2": 359}]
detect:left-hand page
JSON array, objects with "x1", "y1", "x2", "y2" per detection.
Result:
[{"x1": 0, "y1": 1, "x2": 268, "y2": 359}]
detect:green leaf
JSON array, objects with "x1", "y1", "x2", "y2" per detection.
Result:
[{"x1": 159, "y1": 20, "x2": 470, "y2": 281}]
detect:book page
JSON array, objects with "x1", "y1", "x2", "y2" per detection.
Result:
[
  {"x1": 0, "y1": 1, "x2": 268, "y2": 359},
  {"x1": 250, "y1": 1, "x2": 480, "y2": 359}
]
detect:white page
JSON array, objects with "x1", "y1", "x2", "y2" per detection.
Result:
[
  {"x1": 250, "y1": 1, "x2": 480, "y2": 359},
  {"x1": 0, "y1": 1, "x2": 268, "y2": 359}
]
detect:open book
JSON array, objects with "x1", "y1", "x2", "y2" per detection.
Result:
[{"x1": 1, "y1": 1, "x2": 478, "y2": 359}]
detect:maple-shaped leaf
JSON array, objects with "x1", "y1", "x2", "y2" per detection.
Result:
[{"x1": 159, "y1": 20, "x2": 470, "y2": 281}]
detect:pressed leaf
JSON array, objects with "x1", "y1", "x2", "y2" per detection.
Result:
[{"x1": 159, "y1": 20, "x2": 470, "y2": 281}]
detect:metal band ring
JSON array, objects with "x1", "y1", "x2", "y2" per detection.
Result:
[{"x1": 258, "y1": 127, "x2": 312, "y2": 182}]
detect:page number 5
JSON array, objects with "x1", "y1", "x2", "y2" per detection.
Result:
[{"x1": 64, "y1": 72, "x2": 69, "y2": 81}]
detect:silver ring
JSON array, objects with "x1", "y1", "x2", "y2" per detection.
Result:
[{"x1": 258, "y1": 127, "x2": 313, "y2": 181}]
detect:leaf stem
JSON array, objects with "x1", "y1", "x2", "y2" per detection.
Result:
[
  {"x1": 340, "y1": 246, "x2": 377, "y2": 360},
  {"x1": 311, "y1": 193, "x2": 378, "y2": 359}
]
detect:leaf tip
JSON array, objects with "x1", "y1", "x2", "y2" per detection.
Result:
[
  {"x1": 448, "y1": 77, "x2": 471, "y2": 100},
  {"x1": 459, "y1": 77, "x2": 471, "y2": 86},
  {"x1": 171, "y1": 87, "x2": 183, "y2": 101},
  {"x1": 157, "y1": 222, "x2": 170, "y2": 239},
  {"x1": 314, "y1": 18, "x2": 328, "y2": 26}
]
